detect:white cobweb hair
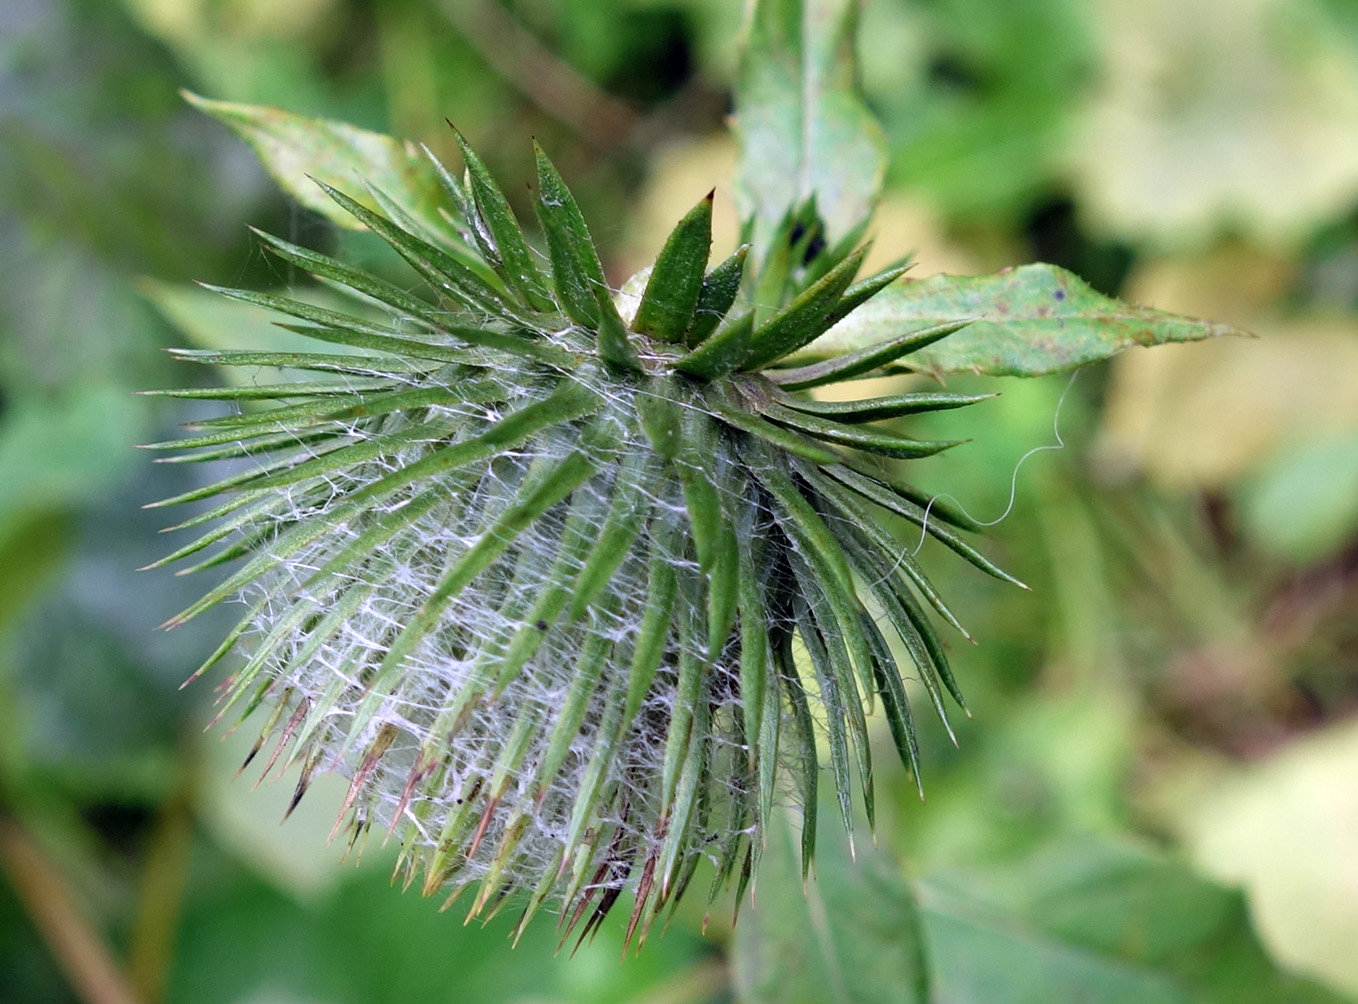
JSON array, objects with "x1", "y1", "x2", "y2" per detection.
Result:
[{"x1": 221, "y1": 368, "x2": 781, "y2": 941}]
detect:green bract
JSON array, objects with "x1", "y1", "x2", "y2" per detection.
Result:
[{"x1": 148, "y1": 135, "x2": 1023, "y2": 947}]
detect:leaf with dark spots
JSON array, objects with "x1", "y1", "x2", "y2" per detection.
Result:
[{"x1": 791, "y1": 263, "x2": 1248, "y2": 378}]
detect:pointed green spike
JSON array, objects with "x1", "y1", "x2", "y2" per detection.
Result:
[
  {"x1": 752, "y1": 226, "x2": 793, "y2": 329},
  {"x1": 272, "y1": 321, "x2": 567, "y2": 368},
  {"x1": 835, "y1": 459, "x2": 984, "y2": 531},
  {"x1": 362, "y1": 180, "x2": 471, "y2": 264},
  {"x1": 189, "y1": 384, "x2": 457, "y2": 431},
  {"x1": 634, "y1": 191, "x2": 713, "y2": 343},
  {"x1": 150, "y1": 428, "x2": 343, "y2": 465},
  {"x1": 534, "y1": 624, "x2": 612, "y2": 799},
  {"x1": 673, "y1": 311, "x2": 753, "y2": 380},
  {"x1": 808, "y1": 466, "x2": 975, "y2": 642},
  {"x1": 313, "y1": 180, "x2": 518, "y2": 319},
  {"x1": 451, "y1": 128, "x2": 557, "y2": 312},
  {"x1": 141, "y1": 379, "x2": 394, "y2": 401},
  {"x1": 561, "y1": 680, "x2": 627, "y2": 854},
  {"x1": 660, "y1": 624, "x2": 705, "y2": 814},
  {"x1": 707, "y1": 717, "x2": 754, "y2": 899},
  {"x1": 141, "y1": 420, "x2": 345, "y2": 453},
  {"x1": 793, "y1": 595, "x2": 855, "y2": 852},
  {"x1": 533, "y1": 143, "x2": 609, "y2": 327},
  {"x1": 822, "y1": 259, "x2": 913, "y2": 329},
  {"x1": 774, "y1": 639, "x2": 818, "y2": 881},
  {"x1": 250, "y1": 228, "x2": 440, "y2": 322},
  {"x1": 420, "y1": 140, "x2": 482, "y2": 243},
  {"x1": 594, "y1": 288, "x2": 641, "y2": 370},
  {"x1": 761, "y1": 400, "x2": 967, "y2": 459},
  {"x1": 836, "y1": 531, "x2": 961, "y2": 737},
  {"x1": 746, "y1": 454, "x2": 855, "y2": 602},
  {"x1": 756, "y1": 641, "x2": 781, "y2": 841},
  {"x1": 860, "y1": 611, "x2": 924, "y2": 799},
  {"x1": 739, "y1": 246, "x2": 867, "y2": 371},
  {"x1": 676, "y1": 410, "x2": 739, "y2": 661},
  {"x1": 704, "y1": 396, "x2": 841, "y2": 465},
  {"x1": 687, "y1": 245, "x2": 749, "y2": 347},
  {"x1": 269, "y1": 323, "x2": 477, "y2": 366},
  {"x1": 656, "y1": 688, "x2": 710, "y2": 900},
  {"x1": 622, "y1": 507, "x2": 680, "y2": 724},
  {"x1": 635, "y1": 373, "x2": 685, "y2": 463},
  {"x1": 164, "y1": 347, "x2": 431, "y2": 376},
  {"x1": 768, "y1": 318, "x2": 971, "y2": 390},
  {"x1": 774, "y1": 390, "x2": 993, "y2": 424},
  {"x1": 567, "y1": 452, "x2": 654, "y2": 620},
  {"x1": 793, "y1": 561, "x2": 873, "y2": 830},
  {"x1": 735, "y1": 506, "x2": 770, "y2": 769},
  {"x1": 197, "y1": 284, "x2": 426, "y2": 342},
  {"x1": 823, "y1": 464, "x2": 1027, "y2": 586}
]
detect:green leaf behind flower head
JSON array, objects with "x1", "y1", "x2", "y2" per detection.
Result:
[
  {"x1": 733, "y1": 0, "x2": 887, "y2": 268},
  {"x1": 790, "y1": 264, "x2": 1247, "y2": 378},
  {"x1": 733, "y1": 809, "x2": 931, "y2": 1004},
  {"x1": 183, "y1": 91, "x2": 452, "y2": 241}
]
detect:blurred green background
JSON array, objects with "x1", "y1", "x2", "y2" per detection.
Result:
[{"x1": 2, "y1": 1, "x2": 1357, "y2": 1002}]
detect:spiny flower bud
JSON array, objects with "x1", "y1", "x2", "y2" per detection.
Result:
[{"x1": 146, "y1": 133, "x2": 1021, "y2": 948}]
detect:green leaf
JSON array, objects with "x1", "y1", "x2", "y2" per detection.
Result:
[
  {"x1": 634, "y1": 191, "x2": 714, "y2": 342},
  {"x1": 733, "y1": 0, "x2": 888, "y2": 266},
  {"x1": 806, "y1": 264, "x2": 1244, "y2": 378},
  {"x1": 184, "y1": 92, "x2": 451, "y2": 238},
  {"x1": 733, "y1": 810, "x2": 931, "y2": 1004},
  {"x1": 915, "y1": 835, "x2": 1350, "y2": 1004}
]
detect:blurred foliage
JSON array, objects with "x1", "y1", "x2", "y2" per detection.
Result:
[{"x1": 1, "y1": 0, "x2": 1356, "y2": 1002}]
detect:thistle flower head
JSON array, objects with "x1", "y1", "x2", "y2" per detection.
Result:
[{"x1": 148, "y1": 133, "x2": 1020, "y2": 947}]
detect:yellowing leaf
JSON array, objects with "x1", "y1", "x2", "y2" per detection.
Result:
[
  {"x1": 1176, "y1": 719, "x2": 1358, "y2": 996},
  {"x1": 1073, "y1": 0, "x2": 1358, "y2": 249}
]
